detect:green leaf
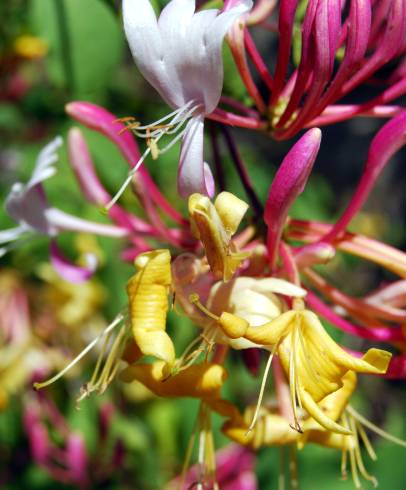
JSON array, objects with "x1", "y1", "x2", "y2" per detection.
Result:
[{"x1": 29, "y1": 0, "x2": 124, "y2": 100}]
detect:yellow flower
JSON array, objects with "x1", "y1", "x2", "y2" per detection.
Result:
[
  {"x1": 127, "y1": 249, "x2": 175, "y2": 366},
  {"x1": 13, "y1": 35, "x2": 48, "y2": 59},
  {"x1": 210, "y1": 299, "x2": 391, "y2": 434},
  {"x1": 188, "y1": 192, "x2": 250, "y2": 281},
  {"x1": 120, "y1": 360, "x2": 227, "y2": 400}
]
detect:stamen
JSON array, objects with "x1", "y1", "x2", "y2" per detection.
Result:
[
  {"x1": 189, "y1": 294, "x2": 220, "y2": 322},
  {"x1": 350, "y1": 416, "x2": 378, "y2": 488},
  {"x1": 135, "y1": 100, "x2": 196, "y2": 131},
  {"x1": 356, "y1": 421, "x2": 377, "y2": 461},
  {"x1": 341, "y1": 447, "x2": 348, "y2": 480},
  {"x1": 156, "y1": 125, "x2": 188, "y2": 155},
  {"x1": 173, "y1": 326, "x2": 218, "y2": 375},
  {"x1": 278, "y1": 447, "x2": 286, "y2": 490},
  {"x1": 289, "y1": 445, "x2": 299, "y2": 489},
  {"x1": 347, "y1": 405, "x2": 406, "y2": 447},
  {"x1": 33, "y1": 313, "x2": 125, "y2": 390},
  {"x1": 247, "y1": 342, "x2": 278, "y2": 433},
  {"x1": 289, "y1": 323, "x2": 303, "y2": 433},
  {"x1": 105, "y1": 101, "x2": 201, "y2": 212},
  {"x1": 104, "y1": 146, "x2": 152, "y2": 211}
]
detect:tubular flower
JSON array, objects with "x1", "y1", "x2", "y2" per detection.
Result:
[
  {"x1": 127, "y1": 249, "x2": 175, "y2": 367},
  {"x1": 210, "y1": 298, "x2": 391, "y2": 434},
  {"x1": 121, "y1": 360, "x2": 227, "y2": 401},
  {"x1": 222, "y1": 370, "x2": 406, "y2": 489},
  {"x1": 188, "y1": 191, "x2": 250, "y2": 281},
  {"x1": 203, "y1": 276, "x2": 307, "y2": 349},
  {"x1": 118, "y1": 0, "x2": 253, "y2": 199}
]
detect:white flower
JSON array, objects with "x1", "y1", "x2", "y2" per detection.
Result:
[
  {"x1": 118, "y1": 0, "x2": 252, "y2": 199},
  {"x1": 0, "y1": 138, "x2": 127, "y2": 281},
  {"x1": 0, "y1": 137, "x2": 63, "y2": 251}
]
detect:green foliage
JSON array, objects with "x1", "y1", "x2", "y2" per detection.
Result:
[{"x1": 29, "y1": 0, "x2": 124, "y2": 100}]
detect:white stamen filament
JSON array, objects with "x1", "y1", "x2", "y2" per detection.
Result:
[
  {"x1": 105, "y1": 101, "x2": 202, "y2": 211},
  {"x1": 33, "y1": 313, "x2": 125, "y2": 390},
  {"x1": 347, "y1": 405, "x2": 406, "y2": 447}
]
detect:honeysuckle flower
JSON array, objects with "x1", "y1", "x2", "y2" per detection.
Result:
[
  {"x1": 119, "y1": 0, "x2": 253, "y2": 199},
  {"x1": 127, "y1": 249, "x2": 175, "y2": 367},
  {"x1": 264, "y1": 128, "x2": 321, "y2": 268},
  {"x1": 224, "y1": 0, "x2": 406, "y2": 137},
  {"x1": 221, "y1": 370, "x2": 406, "y2": 489},
  {"x1": 34, "y1": 249, "x2": 175, "y2": 398},
  {"x1": 121, "y1": 360, "x2": 227, "y2": 400},
  {"x1": 207, "y1": 297, "x2": 391, "y2": 433},
  {"x1": 24, "y1": 395, "x2": 125, "y2": 486},
  {"x1": 0, "y1": 137, "x2": 129, "y2": 282},
  {"x1": 168, "y1": 444, "x2": 257, "y2": 490},
  {"x1": 188, "y1": 191, "x2": 250, "y2": 281},
  {"x1": 203, "y1": 276, "x2": 307, "y2": 350}
]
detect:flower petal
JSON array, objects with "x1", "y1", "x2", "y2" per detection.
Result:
[
  {"x1": 6, "y1": 184, "x2": 53, "y2": 235},
  {"x1": 123, "y1": 0, "x2": 177, "y2": 108},
  {"x1": 265, "y1": 128, "x2": 321, "y2": 267},
  {"x1": 202, "y1": 0, "x2": 253, "y2": 112},
  {"x1": 28, "y1": 136, "x2": 63, "y2": 188},
  {"x1": 0, "y1": 225, "x2": 27, "y2": 245},
  {"x1": 177, "y1": 115, "x2": 207, "y2": 197},
  {"x1": 50, "y1": 240, "x2": 97, "y2": 284}
]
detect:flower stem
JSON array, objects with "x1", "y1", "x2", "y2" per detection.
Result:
[{"x1": 220, "y1": 125, "x2": 263, "y2": 220}]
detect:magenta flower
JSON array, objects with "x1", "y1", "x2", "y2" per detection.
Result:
[
  {"x1": 120, "y1": 0, "x2": 252, "y2": 198},
  {"x1": 169, "y1": 444, "x2": 257, "y2": 489},
  {"x1": 222, "y1": 0, "x2": 406, "y2": 138}
]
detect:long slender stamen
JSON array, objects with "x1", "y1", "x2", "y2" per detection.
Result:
[
  {"x1": 104, "y1": 146, "x2": 152, "y2": 211},
  {"x1": 127, "y1": 101, "x2": 199, "y2": 139},
  {"x1": 105, "y1": 102, "x2": 201, "y2": 212},
  {"x1": 132, "y1": 100, "x2": 196, "y2": 131},
  {"x1": 33, "y1": 313, "x2": 125, "y2": 390},
  {"x1": 157, "y1": 125, "x2": 188, "y2": 155},
  {"x1": 247, "y1": 342, "x2": 278, "y2": 433},
  {"x1": 347, "y1": 406, "x2": 406, "y2": 447},
  {"x1": 343, "y1": 414, "x2": 362, "y2": 489},
  {"x1": 356, "y1": 421, "x2": 377, "y2": 461},
  {"x1": 350, "y1": 416, "x2": 378, "y2": 488},
  {"x1": 341, "y1": 447, "x2": 348, "y2": 480},
  {"x1": 77, "y1": 322, "x2": 129, "y2": 402}
]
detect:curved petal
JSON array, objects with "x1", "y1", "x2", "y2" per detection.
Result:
[
  {"x1": 29, "y1": 136, "x2": 63, "y2": 188},
  {"x1": 203, "y1": 161, "x2": 215, "y2": 198},
  {"x1": 123, "y1": 0, "x2": 252, "y2": 112},
  {"x1": 202, "y1": 0, "x2": 253, "y2": 112},
  {"x1": 161, "y1": 8, "x2": 219, "y2": 109},
  {"x1": 6, "y1": 185, "x2": 53, "y2": 235},
  {"x1": 66, "y1": 434, "x2": 88, "y2": 485},
  {"x1": 123, "y1": 0, "x2": 174, "y2": 107},
  {"x1": 50, "y1": 240, "x2": 97, "y2": 284},
  {"x1": 177, "y1": 115, "x2": 209, "y2": 197},
  {"x1": 0, "y1": 225, "x2": 27, "y2": 245}
]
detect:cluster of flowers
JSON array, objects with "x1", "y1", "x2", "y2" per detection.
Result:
[{"x1": 1, "y1": 0, "x2": 406, "y2": 488}]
